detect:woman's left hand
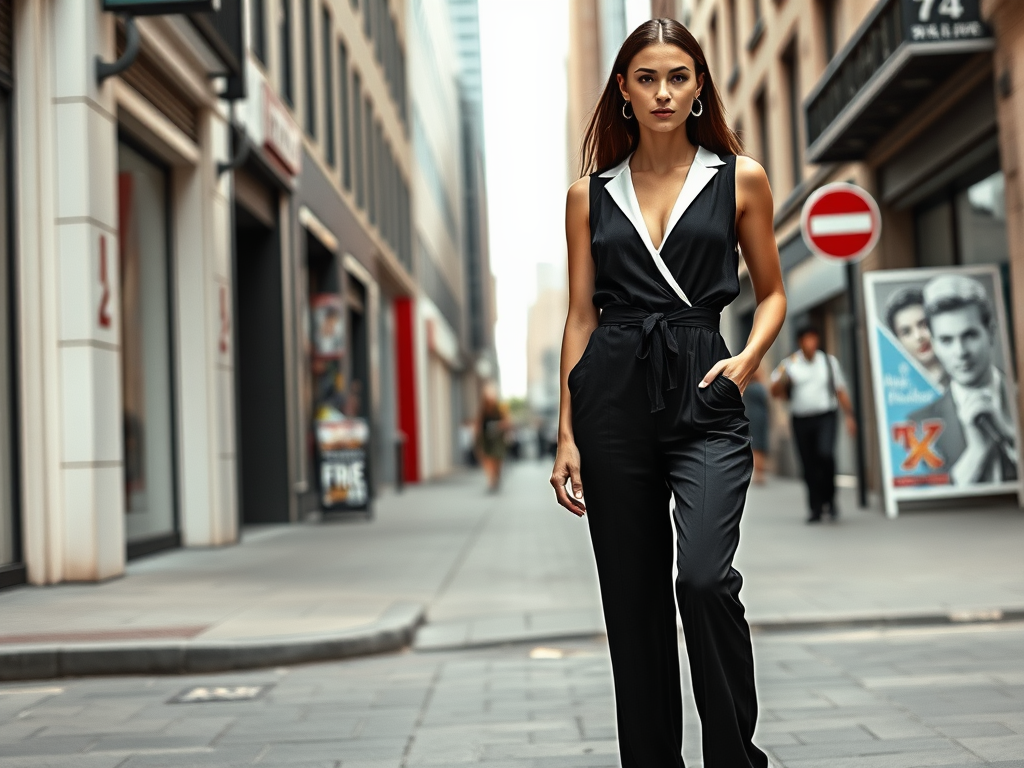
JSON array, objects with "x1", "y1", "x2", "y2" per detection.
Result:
[{"x1": 699, "y1": 351, "x2": 758, "y2": 395}]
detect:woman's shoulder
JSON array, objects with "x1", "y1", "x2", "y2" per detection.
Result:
[
  {"x1": 734, "y1": 154, "x2": 769, "y2": 186},
  {"x1": 567, "y1": 175, "x2": 590, "y2": 199}
]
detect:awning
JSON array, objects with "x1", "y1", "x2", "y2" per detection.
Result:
[{"x1": 804, "y1": 0, "x2": 993, "y2": 164}]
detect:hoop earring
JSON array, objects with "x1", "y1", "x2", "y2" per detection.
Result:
[
  {"x1": 622, "y1": 101, "x2": 634, "y2": 120},
  {"x1": 690, "y1": 98, "x2": 703, "y2": 117}
]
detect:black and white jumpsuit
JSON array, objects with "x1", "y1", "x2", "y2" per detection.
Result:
[{"x1": 569, "y1": 147, "x2": 768, "y2": 768}]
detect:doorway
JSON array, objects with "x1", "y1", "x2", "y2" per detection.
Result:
[{"x1": 117, "y1": 141, "x2": 178, "y2": 556}]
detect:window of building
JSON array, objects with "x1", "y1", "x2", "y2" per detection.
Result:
[
  {"x1": 782, "y1": 40, "x2": 802, "y2": 192},
  {"x1": 755, "y1": 87, "x2": 770, "y2": 184},
  {"x1": 915, "y1": 165, "x2": 1008, "y2": 269},
  {"x1": 279, "y1": 0, "x2": 294, "y2": 106},
  {"x1": 322, "y1": 6, "x2": 334, "y2": 166},
  {"x1": 820, "y1": 0, "x2": 837, "y2": 63},
  {"x1": 366, "y1": 98, "x2": 376, "y2": 225},
  {"x1": 251, "y1": 0, "x2": 266, "y2": 64},
  {"x1": 303, "y1": 0, "x2": 316, "y2": 136},
  {"x1": 747, "y1": 0, "x2": 765, "y2": 51},
  {"x1": 339, "y1": 40, "x2": 351, "y2": 190},
  {"x1": 363, "y1": 0, "x2": 373, "y2": 39},
  {"x1": 708, "y1": 13, "x2": 719, "y2": 82},
  {"x1": 727, "y1": 0, "x2": 739, "y2": 88},
  {"x1": 353, "y1": 71, "x2": 365, "y2": 208}
]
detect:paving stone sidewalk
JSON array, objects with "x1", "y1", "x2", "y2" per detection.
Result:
[
  {"x1": 0, "y1": 460, "x2": 1022, "y2": 673},
  {"x1": 1, "y1": 621, "x2": 1023, "y2": 767}
]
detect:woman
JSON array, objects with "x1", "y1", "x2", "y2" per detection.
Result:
[
  {"x1": 885, "y1": 286, "x2": 947, "y2": 389},
  {"x1": 475, "y1": 383, "x2": 509, "y2": 492},
  {"x1": 549, "y1": 19, "x2": 785, "y2": 768}
]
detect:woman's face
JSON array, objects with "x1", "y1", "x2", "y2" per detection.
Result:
[
  {"x1": 617, "y1": 43, "x2": 703, "y2": 135},
  {"x1": 893, "y1": 304, "x2": 936, "y2": 366}
]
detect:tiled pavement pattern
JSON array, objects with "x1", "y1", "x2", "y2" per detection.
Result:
[{"x1": 2, "y1": 622, "x2": 1023, "y2": 768}]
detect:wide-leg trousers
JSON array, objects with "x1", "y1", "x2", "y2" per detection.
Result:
[{"x1": 570, "y1": 321, "x2": 767, "y2": 768}]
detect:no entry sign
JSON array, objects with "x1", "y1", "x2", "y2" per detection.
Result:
[{"x1": 800, "y1": 183, "x2": 881, "y2": 263}]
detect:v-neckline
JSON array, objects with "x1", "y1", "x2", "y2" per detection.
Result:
[{"x1": 626, "y1": 153, "x2": 697, "y2": 252}]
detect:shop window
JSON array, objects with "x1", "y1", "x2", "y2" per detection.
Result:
[
  {"x1": 118, "y1": 143, "x2": 177, "y2": 551},
  {"x1": 957, "y1": 172, "x2": 1007, "y2": 266},
  {"x1": 914, "y1": 168, "x2": 1008, "y2": 269}
]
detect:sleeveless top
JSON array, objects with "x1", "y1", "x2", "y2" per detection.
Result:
[{"x1": 588, "y1": 146, "x2": 739, "y2": 314}]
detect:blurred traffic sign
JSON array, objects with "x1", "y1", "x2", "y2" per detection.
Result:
[{"x1": 800, "y1": 182, "x2": 881, "y2": 263}]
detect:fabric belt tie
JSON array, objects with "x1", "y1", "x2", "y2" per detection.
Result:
[{"x1": 600, "y1": 305, "x2": 721, "y2": 413}]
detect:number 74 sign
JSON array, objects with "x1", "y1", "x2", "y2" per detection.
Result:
[{"x1": 912, "y1": 0, "x2": 965, "y2": 21}]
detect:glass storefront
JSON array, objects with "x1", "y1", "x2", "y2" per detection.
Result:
[{"x1": 117, "y1": 142, "x2": 177, "y2": 548}]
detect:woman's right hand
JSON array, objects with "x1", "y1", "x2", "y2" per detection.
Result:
[{"x1": 550, "y1": 440, "x2": 586, "y2": 517}]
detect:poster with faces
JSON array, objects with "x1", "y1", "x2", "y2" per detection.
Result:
[{"x1": 863, "y1": 265, "x2": 1023, "y2": 517}]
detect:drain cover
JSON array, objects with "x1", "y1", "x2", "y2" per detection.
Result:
[{"x1": 170, "y1": 684, "x2": 274, "y2": 704}]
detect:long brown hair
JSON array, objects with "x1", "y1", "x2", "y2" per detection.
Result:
[{"x1": 579, "y1": 18, "x2": 742, "y2": 177}]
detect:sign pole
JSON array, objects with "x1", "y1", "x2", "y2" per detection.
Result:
[{"x1": 845, "y1": 260, "x2": 868, "y2": 509}]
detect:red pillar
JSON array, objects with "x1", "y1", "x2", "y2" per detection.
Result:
[{"x1": 394, "y1": 297, "x2": 420, "y2": 483}]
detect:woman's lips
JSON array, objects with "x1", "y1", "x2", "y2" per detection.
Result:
[{"x1": 652, "y1": 109, "x2": 674, "y2": 118}]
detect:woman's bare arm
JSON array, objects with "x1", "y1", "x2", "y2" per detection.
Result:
[
  {"x1": 550, "y1": 177, "x2": 599, "y2": 516},
  {"x1": 699, "y1": 156, "x2": 786, "y2": 391}
]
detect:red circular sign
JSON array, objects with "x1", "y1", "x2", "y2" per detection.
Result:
[{"x1": 800, "y1": 182, "x2": 881, "y2": 262}]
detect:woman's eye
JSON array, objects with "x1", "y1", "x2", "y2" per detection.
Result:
[
  {"x1": 638, "y1": 75, "x2": 652, "y2": 83},
  {"x1": 672, "y1": 75, "x2": 687, "y2": 83}
]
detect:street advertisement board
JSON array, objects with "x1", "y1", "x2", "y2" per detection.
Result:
[
  {"x1": 863, "y1": 266, "x2": 1022, "y2": 516},
  {"x1": 316, "y1": 411, "x2": 370, "y2": 512}
]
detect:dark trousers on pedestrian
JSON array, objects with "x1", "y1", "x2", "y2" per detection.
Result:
[
  {"x1": 791, "y1": 410, "x2": 838, "y2": 519},
  {"x1": 570, "y1": 314, "x2": 768, "y2": 768}
]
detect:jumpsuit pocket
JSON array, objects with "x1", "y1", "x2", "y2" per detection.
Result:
[{"x1": 694, "y1": 371, "x2": 746, "y2": 427}]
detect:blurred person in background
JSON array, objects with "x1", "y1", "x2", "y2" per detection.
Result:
[
  {"x1": 743, "y1": 367, "x2": 770, "y2": 484},
  {"x1": 550, "y1": 19, "x2": 785, "y2": 768},
  {"x1": 475, "y1": 383, "x2": 509, "y2": 492},
  {"x1": 771, "y1": 325, "x2": 855, "y2": 523},
  {"x1": 885, "y1": 287, "x2": 946, "y2": 388}
]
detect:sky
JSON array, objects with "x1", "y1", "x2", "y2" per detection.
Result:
[{"x1": 478, "y1": 1, "x2": 652, "y2": 399}]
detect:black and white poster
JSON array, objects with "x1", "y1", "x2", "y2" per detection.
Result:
[{"x1": 863, "y1": 265, "x2": 1022, "y2": 516}]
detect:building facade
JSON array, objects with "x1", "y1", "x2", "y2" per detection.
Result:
[
  {"x1": 235, "y1": 0, "x2": 414, "y2": 516},
  {"x1": 673, "y1": 0, "x2": 1024, "y2": 496},
  {"x1": 10, "y1": 0, "x2": 242, "y2": 585}
]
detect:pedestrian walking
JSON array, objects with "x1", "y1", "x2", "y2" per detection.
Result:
[
  {"x1": 475, "y1": 384, "x2": 509, "y2": 493},
  {"x1": 549, "y1": 19, "x2": 785, "y2": 768},
  {"x1": 744, "y1": 367, "x2": 771, "y2": 484},
  {"x1": 770, "y1": 325, "x2": 856, "y2": 522}
]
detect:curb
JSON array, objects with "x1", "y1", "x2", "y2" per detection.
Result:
[
  {"x1": 749, "y1": 607, "x2": 1024, "y2": 634},
  {"x1": 0, "y1": 602, "x2": 424, "y2": 682}
]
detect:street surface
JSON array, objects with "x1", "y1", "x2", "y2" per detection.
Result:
[
  {"x1": 2, "y1": 623, "x2": 1024, "y2": 767},
  {"x1": 1, "y1": 461, "x2": 1023, "y2": 766}
]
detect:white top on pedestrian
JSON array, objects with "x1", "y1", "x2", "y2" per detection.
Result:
[{"x1": 772, "y1": 350, "x2": 847, "y2": 417}]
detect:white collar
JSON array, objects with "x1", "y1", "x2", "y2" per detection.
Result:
[
  {"x1": 597, "y1": 145, "x2": 726, "y2": 178},
  {"x1": 596, "y1": 147, "x2": 725, "y2": 307}
]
